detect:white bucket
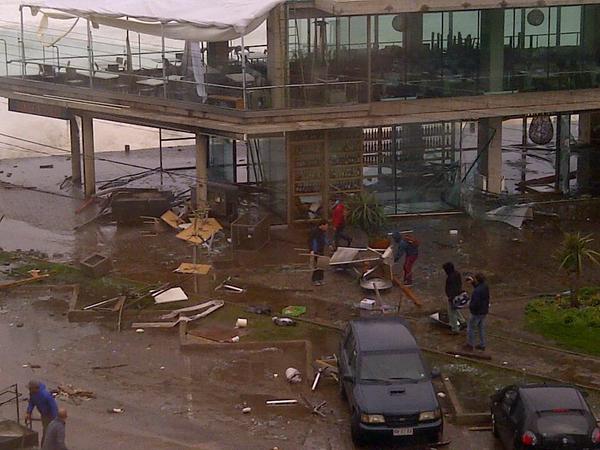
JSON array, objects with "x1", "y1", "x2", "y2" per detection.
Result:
[{"x1": 236, "y1": 318, "x2": 248, "y2": 328}]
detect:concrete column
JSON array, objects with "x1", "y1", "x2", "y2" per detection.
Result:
[
  {"x1": 480, "y1": 9, "x2": 505, "y2": 92},
  {"x1": 195, "y1": 133, "x2": 209, "y2": 208},
  {"x1": 556, "y1": 114, "x2": 571, "y2": 194},
  {"x1": 404, "y1": 13, "x2": 423, "y2": 56},
  {"x1": 81, "y1": 115, "x2": 96, "y2": 198},
  {"x1": 69, "y1": 117, "x2": 82, "y2": 185},
  {"x1": 477, "y1": 117, "x2": 503, "y2": 193},
  {"x1": 207, "y1": 42, "x2": 229, "y2": 68},
  {"x1": 267, "y1": 4, "x2": 288, "y2": 108}
]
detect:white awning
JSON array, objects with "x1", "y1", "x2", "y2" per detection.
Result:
[{"x1": 22, "y1": 0, "x2": 285, "y2": 41}]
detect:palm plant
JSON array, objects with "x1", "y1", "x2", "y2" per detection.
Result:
[
  {"x1": 557, "y1": 232, "x2": 600, "y2": 307},
  {"x1": 347, "y1": 192, "x2": 387, "y2": 237}
]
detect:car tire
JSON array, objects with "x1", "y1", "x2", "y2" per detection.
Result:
[
  {"x1": 491, "y1": 413, "x2": 499, "y2": 437},
  {"x1": 350, "y1": 411, "x2": 367, "y2": 447}
]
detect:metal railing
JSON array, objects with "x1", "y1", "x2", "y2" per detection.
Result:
[{"x1": 0, "y1": 384, "x2": 22, "y2": 423}]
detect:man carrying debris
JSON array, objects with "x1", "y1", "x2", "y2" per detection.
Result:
[
  {"x1": 25, "y1": 380, "x2": 58, "y2": 445},
  {"x1": 443, "y1": 262, "x2": 466, "y2": 334},
  {"x1": 465, "y1": 273, "x2": 490, "y2": 351},
  {"x1": 42, "y1": 407, "x2": 69, "y2": 450},
  {"x1": 331, "y1": 196, "x2": 352, "y2": 249},
  {"x1": 392, "y1": 232, "x2": 420, "y2": 286},
  {"x1": 309, "y1": 219, "x2": 330, "y2": 286}
]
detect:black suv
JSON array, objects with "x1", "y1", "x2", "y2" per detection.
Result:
[
  {"x1": 491, "y1": 384, "x2": 600, "y2": 449},
  {"x1": 338, "y1": 318, "x2": 443, "y2": 445}
]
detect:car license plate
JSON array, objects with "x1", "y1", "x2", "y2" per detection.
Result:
[{"x1": 393, "y1": 427, "x2": 413, "y2": 436}]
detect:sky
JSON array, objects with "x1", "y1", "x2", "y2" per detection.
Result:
[{"x1": 0, "y1": 0, "x2": 266, "y2": 159}]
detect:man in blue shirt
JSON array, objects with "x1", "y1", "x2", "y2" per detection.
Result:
[
  {"x1": 465, "y1": 273, "x2": 490, "y2": 351},
  {"x1": 309, "y1": 219, "x2": 330, "y2": 286},
  {"x1": 25, "y1": 380, "x2": 58, "y2": 446}
]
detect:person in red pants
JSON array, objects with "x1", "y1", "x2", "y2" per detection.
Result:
[{"x1": 392, "y1": 232, "x2": 420, "y2": 286}]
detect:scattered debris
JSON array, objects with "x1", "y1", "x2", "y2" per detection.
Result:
[
  {"x1": 153, "y1": 287, "x2": 189, "y2": 304},
  {"x1": 437, "y1": 392, "x2": 447, "y2": 398},
  {"x1": 39, "y1": 164, "x2": 54, "y2": 169},
  {"x1": 235, "y1": 318, "x2": 248, "y2": 328},
  {"x1": 242, "y1": 407, "x2": 252, "y2": 414},
  {"x1": 299, "y1": 394, "x2": 327, "y2": 418},
  {"x1": 281, "y1": 305, "x2": 306, "y2": 317},
  {"x1": 359, "y1": 298, "x2": 376, "y2": 310},
  {"x1": 246, "y1": 305, "x2": 271, "y2": 315},
  {"x1": 265, "y1": 399, "x2": 298, "y2": 406},
  {"x1": 135, "y1": 328, "x2": 145, "y2": 334},
  {"x1": 132, "y1": 300, "x2": 224, "y2": 328},
  {"x1": 485, "y1": 205, "x2": 533, "y2": 229},
  {"x1": 80, "y1": 253, "x2": 112, "y2": 278},
  {"x1": 272, "y1": 317, "x2": 296, "y2": 327},
  {"x1": 161, "y1": 210, "x2": 185, "y2": 229},
  {"x1": 57, "y1": 385, "x2": 96, "y2": 402},
  {"x1": 449, "y1": 229, "x2": 458, "y2": 235},
  {"x1": 469, "y1": 426, "x2": 493, "y2": 431},
  {"x1": 174, "y1": 263, "x2": 212, "y2": 275},
  {"x1": 0, "y1": 270, "x2": 50, "y2": 290},
  {"x1": 285, "y1": 367, "x2": 302, "y2": 384},
  {"x1": 176, "y1": 217, "x2": 222, "y2": 244},
  {"x1": 83, "y1": 296, "x2": 126, "y2": 312},
  {"x1": 108, "y1": 408, "x2": 124, "y2": 414},
  {"x1": 15, "y1": 322, "x2": 24, "y2": 328},
  {"x1": 91, "y1": 364, "x2": 128, "y2": 370},
  {"x1": 215, "y1": 277, "x2": 245, "y2": 293}
]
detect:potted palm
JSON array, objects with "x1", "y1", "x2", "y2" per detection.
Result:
[
  {"x1": 347, "y1": 192, "x2": 389, "y2": 248},
  {"x1": 556, "y1": 232, "x2": 600, "y2": 307}
]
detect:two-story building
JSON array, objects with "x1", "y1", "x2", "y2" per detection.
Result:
[{"x1": 1, "y1": 0, "x2": 599, "y2": 223}]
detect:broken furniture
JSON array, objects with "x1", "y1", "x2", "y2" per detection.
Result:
[
  {"x1": 230, "y1": 213, "x2": 270, "y2": 251},
  {"x1": 80, "y1": 253, "x2": 112, "y2": 278},
  {"x1": 214, "y1": 277, "x2": 245, "y2": 293},
  {"x1": 111, "y1": 189, "x2": 173, "y2": 224}
]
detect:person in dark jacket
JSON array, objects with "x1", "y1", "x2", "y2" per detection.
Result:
[
  {"x1": 25, "y1": 380, "x2": 58, "y2": 446},
  {"x1": 465, "y1": 273, "x2": 490, "y2": 351},
  {"x1": 42, "y1": 407, "x2": 69, "y2": 450},
  {"x1": 309, "y1": 219, "x2": 330, "y2": 286},
  {"x1": 393, "y1": 232, "x2": 419, "y2": 285},
  {"x1": 443, "y1": 262, "x2": 466, "y2": 333}
]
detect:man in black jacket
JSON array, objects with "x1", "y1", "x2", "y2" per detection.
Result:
[
  {"x1": 309, "y1": 220, "x2": 330, "y2": 286},
  {"x1": 443, "y1": 262, "x2": 465, "y2": 333},
  {"x1": 465, "y1": 273, "x2": 490, "y2": 351}
]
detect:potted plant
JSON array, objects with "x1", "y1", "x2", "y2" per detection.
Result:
[
  {"x1": 347, "y1": 192, "x2": 389, "y2": 248},
  {"x1": 556, "y1": 232, "x2": 600, "y2": 307}
]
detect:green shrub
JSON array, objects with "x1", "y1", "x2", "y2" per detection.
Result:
[{"x1": 525, "y1": 293, "x2": 600, "y2": 356}]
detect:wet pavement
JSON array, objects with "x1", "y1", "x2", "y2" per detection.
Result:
[{"x1": 1, "y1": 150, "x2": 600, "y2": 449}]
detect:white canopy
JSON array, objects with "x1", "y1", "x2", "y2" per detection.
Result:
[{"x1": 22, "y1": 0, "x2": 285, "y2": 41}]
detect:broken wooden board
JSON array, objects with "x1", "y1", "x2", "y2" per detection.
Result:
[
  {"x1": 175, "y1": 218, "x2": 222, "y2": 244},
  {"x1": 392, "y1": 275, "x2": 423, "y2": 306},
  {"x1": 161, "y1": 210, "x2": 184, "y2": 229},
  {"x1": 174, "y1": 263, "x2": 212, "y2": 275},
  {"x1": 0, "y1": 272, "x2": 50, "y2": 290},
  {"x1": 132, "y1": 300, "x2": 224, "y2": 329}
]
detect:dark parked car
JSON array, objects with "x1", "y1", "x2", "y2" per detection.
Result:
[
  {"x1": 338, "y1": 318, "x2": 443, "y2": 445},
  {"x1": 491, "y1": 384, "x2": 600, "y2": 449}
]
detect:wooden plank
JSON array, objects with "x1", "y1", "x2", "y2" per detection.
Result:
[{"x1": 0, "y1": 273, "x2": 49, "y2": 290}]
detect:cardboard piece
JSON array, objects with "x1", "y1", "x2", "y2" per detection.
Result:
[
  {"x1": 174, "y1": 263, "x2": 212, "y2": 275},
  {"x1": 176, "y1": 218, "x2": 223, "y2": 244},
  {"x1": 153, "y1": 287, "x2": 188, "y2": 304},
  {"x1": 161, "y1": 210, "x2": 184, "y2": 229}
]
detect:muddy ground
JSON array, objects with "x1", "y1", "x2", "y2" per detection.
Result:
[{"x1": 1, "y1": 151, "x2": 600, "y2": 449}]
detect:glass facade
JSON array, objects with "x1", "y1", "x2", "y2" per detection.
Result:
[{"x1": 287, "y1": 5, "x2": 600, "y2": 101}]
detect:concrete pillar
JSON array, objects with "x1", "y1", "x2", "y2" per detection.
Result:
[
  {"x1": 477, "y1": 117, "x2": 503, "y2": 193},
  {"x1": 267, "y1": 4, "x2": 287, "y2": 108},
  {"x1": 81, "y1": 115, "x2": 96, "y2": 198},
  {"x1": 582, "y1": 5, "x2": 600, "y2": 63},
  {"x1": 480, "y1": 9, "x2": 505, "y2": 92},
  {"x1": 207, "y1": 42, "x2": 229, "y2": 68},
  {"x1": 556, "y1": 114, "x2": 571, "y2": 194},
  {"x1": 579, "y1": 112, "x2": 592, "y2": 145},
  {"x1": 195, "y1": 133, "x2": 209, "y2": 208},
  {"x1": 404, "y1": 13, "x2": 423, "y2": 56},
  {"x1": 69, "y1": 117, "x2": 82, "y2": 185}
]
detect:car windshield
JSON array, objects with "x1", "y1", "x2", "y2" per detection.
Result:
[
  {"x1": 536, "y1": 411, "x2": 589, "y2": 436},
  {"x1": 359, "y1": 351, "x2": 427, "y2": 382}
]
